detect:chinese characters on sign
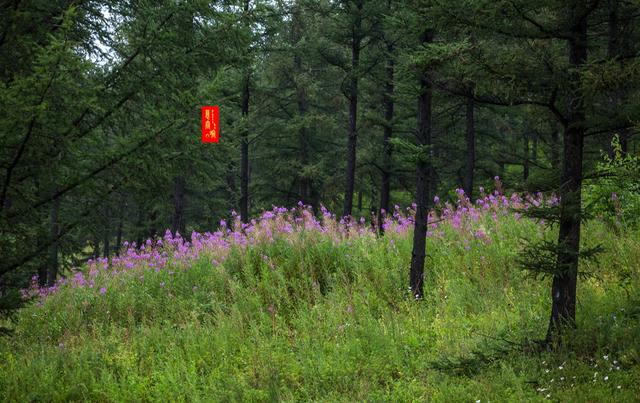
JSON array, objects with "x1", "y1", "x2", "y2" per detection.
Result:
[{"x1": 201, "y1": 106, "x2": 219, "y2": 143}]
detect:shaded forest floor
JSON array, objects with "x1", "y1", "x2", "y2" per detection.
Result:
[{"x1": 1, "y1": 193, "x2": 639, "y2": 401}]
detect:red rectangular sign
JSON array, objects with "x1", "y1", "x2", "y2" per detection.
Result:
[{"x1": 201, "y1": 106, "x2": 219, "y2": 143}]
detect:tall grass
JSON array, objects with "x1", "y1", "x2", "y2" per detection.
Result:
[{"x1": 1, "y1": 189, "x2": 639, "y2": 401}]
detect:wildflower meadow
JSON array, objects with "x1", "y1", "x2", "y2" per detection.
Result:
[{"x1": 1, "y1": 185, "x2": 639, "y2": 401}]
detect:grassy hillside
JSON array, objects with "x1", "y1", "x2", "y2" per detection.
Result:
[{"x1": 1, "y1": 190, "x2": 639, "y2": 402}]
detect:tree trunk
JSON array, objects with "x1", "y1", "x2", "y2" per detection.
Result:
[
  {"x1": 296, "y1": 96, "x2": 311, "y2": 205},
  {"x1": 103, "y1": 205, "x2": 110, "y2": 259},
  {"x1": 379, "y1": 35, "x2": 394, "y2": 232},
  {"x1": 607, "y1": 0, "x2": 620, "y2": 157},
  {"x1": 240, "y1": 70, "x2": 250, "y2": 224},
  {"x1": 239, "y1": 0, "x2": 251, "y2": 224},
  {"x1": 134, "y1": 206, "x2": 143, "y2": 246},
  {"x1": 606, "y1": 0, "x2": 630, "y2": 157},
  {"x1": 292, "y1": 2, "x2": 312, "y2": 206},
  {"x1": 410, "y1": 28, "x2": 434, "y2": 300},
  {"x1": 550, "y1": 129, "x2": 561, "y2": 169},
  {"x1": 463, "y1": 97, "x2": 475, "y2": 198},
  {"x1": 34, "y1": 179, "x2": 47, "y2": 286},
  {"x1": 115, "y1": 205, "x2": 123, "y2": 256},
  {"x1": 226, "y1": 161, "x2": 236, "y2": 214},
  {"x1": 37, "y1": 257, "x2": 47, "y2": 287},
  {"x1": 46, "y1": 197, "x2": 59, "y2": 287},
  {"x1": 92, "y1": 234, "x2": 100, "y2": 259},
  {"x1": 523, "y1": 132, "x2": 530, "y2": 182},
  {"x1": 546, "y1": 2, "x2": 587, "y2": 343},
  {"x1": 342, "y1": 0, "x2": 363, "y2": 218},
  {"x1": 147, "y1": 209, "x2": 157, "y2": 240},
  {"x1": 171, "y1": 175, "x2": 186, "y2": 235}
]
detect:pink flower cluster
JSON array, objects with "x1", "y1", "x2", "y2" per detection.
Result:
[{"x1": 22, "y1": 183, "x2": 555, "y2": 303}]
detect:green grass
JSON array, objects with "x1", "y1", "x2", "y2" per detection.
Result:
[{"x1": 1, "y1": 214, "x2": 639, "y2": 402}]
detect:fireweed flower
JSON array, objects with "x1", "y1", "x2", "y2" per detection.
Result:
[{"x1": 22, "y1": 185, "x2": 552, "y2": 303}]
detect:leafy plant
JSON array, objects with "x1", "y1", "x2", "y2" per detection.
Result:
[{"x1": 584, "y1": 136, "x2": 640, "y2": 229}]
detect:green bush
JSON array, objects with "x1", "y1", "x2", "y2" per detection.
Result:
[{"x1": 584, "y1": 136, "x2": 640, "y2": 229}]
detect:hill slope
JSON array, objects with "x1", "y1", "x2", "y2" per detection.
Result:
[{"x1": 2, "y1": 192, "x2": 639, "y2": 401}]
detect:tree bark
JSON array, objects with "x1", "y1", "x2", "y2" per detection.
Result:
[
  {"x1": 463, "y1": 97, "x2": 475, "y2": 198},
  {"x1": 37, "y1": 254, "x2": 47, "y2": 287},
  {"x1": 92, "y1": 234, "x2": 100, "y2": 259},
  {"x1": 171, "y1": 175, "x2": 186, "y2": 235},
  {"x1": 550, "y1": 129, "x2": 561, "y2": 169},
  {"x1": 115, "y1": 205, "x2": 123, "y2": 256},
  {"x1": 546, "y1": 1, "x2": 587, "y2": 342},
  {"x1": 342, "y1": 0, "x2": 363, "y2": 218},
  {"x1": 293, "y1": 7, "x2": 312, "y2": 205},
  {"x1": 103, "y1": 205, "x2": 110, "y2": 259},
  {"x1": 226, "y1": 161, "x2": 236, "y2": 214},
  {"x1": 239, "y1": 0, "x2": 251, "y2": 224},
  {"x1": 606, "y1": 0, "x2": 630, "y2": 157},
  {"x1": 34, "y1": 178, "x2": 47, "y2": 286},
  {"x1": 410, "y1": 28, "x2": 434, "y2": 300},
  {"x1": 147, "y1": 209, "x2": 157, "y2": 240},
  {"x1": 46, "y1": 197, "x2": 59, "y2": 287},
  {"x1": 379, "y1": 35, "x2": 395, "y2": 232},
  {"x1": 240, "y1": 70, "x2": 250, "y2": 224},
  {"x1": 523, "y1": 132, "x2": 530, "y2": 181}
]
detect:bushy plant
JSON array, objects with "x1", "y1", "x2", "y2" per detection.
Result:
[{"x1": 584, "y1": 136, "x2": 640, "y2": 229}]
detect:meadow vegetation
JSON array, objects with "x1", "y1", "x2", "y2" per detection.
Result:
[{"x1": 1, "y1": 187, "x2": 639, "y2": 401}]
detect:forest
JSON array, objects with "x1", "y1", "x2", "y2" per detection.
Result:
[{"x1": 1, "y1": 0, "x2": 640, "y2": 400}]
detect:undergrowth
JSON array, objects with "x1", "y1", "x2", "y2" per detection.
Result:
[{"x1": 1, "y1": 193, "x2": 639, "y2": 402}]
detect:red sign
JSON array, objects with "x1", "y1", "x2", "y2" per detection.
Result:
[{"x1": 201, "y1": 106, "x2": 219, "y2": 143}]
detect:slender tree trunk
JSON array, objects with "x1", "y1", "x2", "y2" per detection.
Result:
[
  {"x1": 379, "y1": 36, "x2": 395, "y2": 232},
  {"x1": 546, "y1": 2, "x2": 587, "y2": 343},
  {"x1": 34, "y1": 179, "x2": 47, "y2": 286},
  {"x1": 103, "y1": 205, "x2": 110, "y2": 259},
  {"x1": 171, "y1": 175, "x2": 186, "y2": 235},
  {"x1": 46, "y1": 197, "x2": 59, "y2": 287},
  {"x1": 342, "y1": 0, "x2": 363, "y2": 218},
  {"x1": 410, "y1": 28, "x2": 434, "y2": 300},
  {"x1": 115, "y1": 205, "x2": 123, "y2": 256},
  {"x1": 92, "y1": 234, "x2": 100, "y2": 259},
  {"x1": 523, "y1": 132, "x2": 530, "y2": 181},
  {"x1": 37, "y1": 258, "x2": 47, "y2": 287},
  {"x1": 147, "y1": 210, "x2": 157, "y2": 240},
  {"x1": 606, "y1": 0, "x2": 630, "y2": 157},
  {"x1": 620, "y1": 133, "x2": 629, "y2": 154},
  {"x1": 292, "y1": 2, "x2": 312, "y2": 205},
  {"x1": 239, "y1": 0, "x2": 251, "y2": 224},
  {"x1": 226, "y1": 161, "x2": 236, "y2": 214},
  {"x1": 134, "y1": 206, "x2": 143, "y2": 246},
  {"x1": 463, "y1": 97, "x2": 475, "y2": 198},
  {"x1": 296, "y1": 100, "x2": 311, "y2": 205},
  {"x1": 295, "y1": 73, "x2": 311, "y2": 204},
  {"x1": 550, "y1": 129, "x2": 561, "y2": 169},
  {"x1": 240, "y1": 70, "x2": 250, "y2": 224},
  {"x1": 370, "y1": 177, "x2": 377, "y2": 216}
]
